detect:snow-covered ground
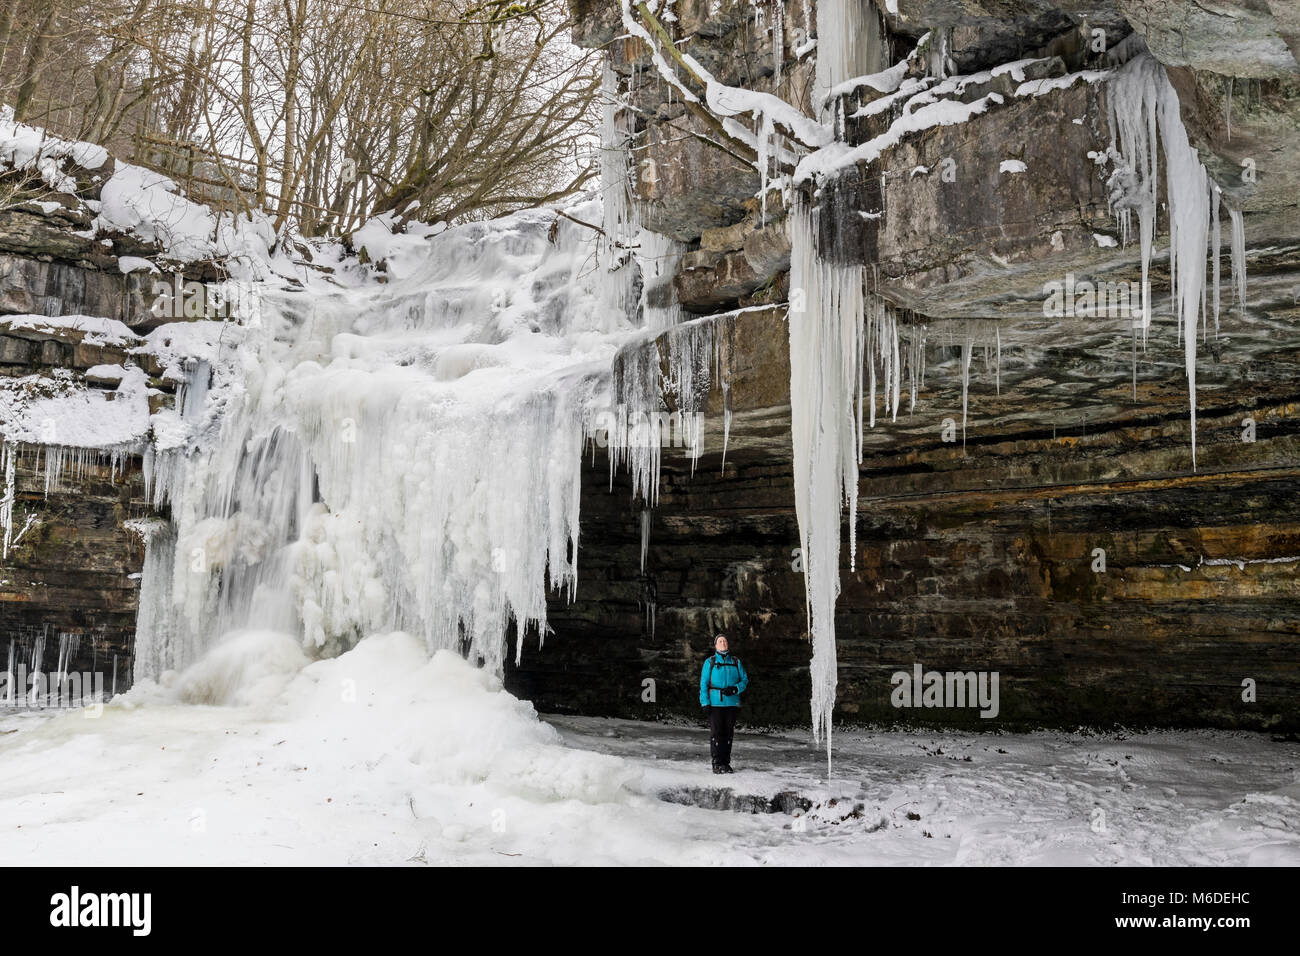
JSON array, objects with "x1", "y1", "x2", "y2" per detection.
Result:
[{"x1": 1, "y1": 631, "x2": 1295, "y2": 866}]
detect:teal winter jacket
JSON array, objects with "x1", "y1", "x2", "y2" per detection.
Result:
[{"x1": 700, "y1": 652, "x2": 749, "y2": 708}]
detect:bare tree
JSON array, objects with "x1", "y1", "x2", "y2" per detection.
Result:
[{"x1": 0, "y1": 0, "x2": 600, "y2": 237}]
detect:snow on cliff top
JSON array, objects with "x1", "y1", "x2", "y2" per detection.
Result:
[
  {"x1": 1, "y1": 107, "x2": 275, "y2": 267},
  {"x1": 1, "y1": 313, "x2": 140, "y2": 347},
  {"x1": 94, "y1": 162, "x2": 275, "y2": 265},
  {"x1": 0, "y1": 106, "x2": 106, "y2": 193},
  {"x1": 0, "y1": 367, "x2": 150, "y2": 448}
]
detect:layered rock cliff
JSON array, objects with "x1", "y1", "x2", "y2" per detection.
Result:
[
  {"x1": 0, "y1": 125, "x2": 243, "y2": 691},
  {"x1": 506, "y1": 0, "x2": 1300, "y2": 730}
]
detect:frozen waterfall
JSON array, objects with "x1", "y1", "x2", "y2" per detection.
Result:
[{"x1": 134, "y1": 204, "x2": 639, "y2": 681}]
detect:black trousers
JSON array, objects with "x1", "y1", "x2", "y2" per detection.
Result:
[{"x1": 708, "y1": 705, "x2": 738, "y2": 766}]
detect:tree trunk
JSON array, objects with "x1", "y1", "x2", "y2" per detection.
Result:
[{"x1": 13, "y1": 8, "x2": 59, "y2": 121}]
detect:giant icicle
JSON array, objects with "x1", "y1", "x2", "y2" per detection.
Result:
[{"x1": 787, "y1": 199, "x2": 865, "y2": 771}]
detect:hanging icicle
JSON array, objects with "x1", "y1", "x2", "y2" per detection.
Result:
[
  {"x1": 1106, "y1": 53, "x2": 1246, "y2": 472},
  {"x1": 786, "y1": 196, "x2": 866, "y2": 773}
]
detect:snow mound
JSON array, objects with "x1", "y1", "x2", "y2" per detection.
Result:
[
  {"x1": 173, "y1": 629, "x2": 310, "y2": 707},
  {"x1": 282, "y1": 633, "x2": 639, "y2": 803}
]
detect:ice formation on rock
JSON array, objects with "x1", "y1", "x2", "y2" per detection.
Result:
[
  {"x1": 637, "y1": 229, "x2": 686, "y2": 332},
  {"x1": 814, "y1": 0, "x2": 887, "y2": 117},
  {"x1": 1106, "y1": 53, "x2": 1247, "y2": 471},
  {"x1": 606, "y1": 309, "x2": 742, "y2": 504}
]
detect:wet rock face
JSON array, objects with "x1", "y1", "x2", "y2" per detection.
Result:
[
  {"x1": 1165, "y1": 66, "x2": 1300, "y2": 233},
  {"x1": 871, "y1": 78, "x2": 1116, "y2": 318},
  {"x1": 879, "y1": 1, "x2": 1130, "y2": 62},
  {"x1": 0, "y1": 251, "x2": 139, "y2": 322},
  {"x1": 0, "y1": 447, "x2": 144, "y2": 693},
  {"x1": 638, "y1": 109, "x2": 760, "y2": 243}
]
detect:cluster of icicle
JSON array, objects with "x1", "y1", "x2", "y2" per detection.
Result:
[
  {"x1": 1106, "y1": 52, "x2": 1247, "y2": 471},
  {"x1": 597, "y1": 55, "x2": 710, "y2": 505},
  {"x1": 1, "y1": 442, "x2": 137, "y2": 559},
  {"x1": 605, "y1": 312, "x2": 735, "y2": 506},
  {"x1": 864, "y1": 293, "x2": 926, "y2": 428}
]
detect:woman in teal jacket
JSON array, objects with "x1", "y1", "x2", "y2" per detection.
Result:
[{"x1": 700, "y1": 634, "x2": 748, "y2": 773}]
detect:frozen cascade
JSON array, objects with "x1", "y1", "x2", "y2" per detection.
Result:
[
  {"x1": 1107, "y1": 53, "x2": 1248, "y2": 471},
  {"x1": 995, "y1": 326, "x2": 1001, "y2": 396},
  {"x1": 134, "y1": 203, "x2": 638, "y2": 680},
  {"x1": 1211, "y1": 187, "x2": 1222, "y2": 337},
  {"x1": 1, "y1": 443, "x2": 13, "y2": 559},
  {"x1": 771, "y1": 0, "x2": 785, "y2": 76},
  {"x1": 814, "y1": 0, "x2": 886, "y2": 114},
  {"x1": 640, "y1": 508, "x2": 651, "y2": 573},
  {"x1": 1229, "y1": 207, "x2": 1247, "y2": 317},
  {"x1": 131, "y1": 518, "x2": 184, "y2": 677},
  {"x1": 607, "y1": 332, "x2": 666, "y2": 504},
  {"x1": 54, "y1": 632, "x2": 79, "y2": 686},
  {"x1": 599, "y1": 64, "x2": 642, "y2": 323},
  {"x1": 601, "y1": 63, "x2": 636, "y2": 250},
  {"x1": 786, "y1": 198, "x2": 866, "y2": 770},
  {"x1": 909, "y1": 321, "x2": 928, "y2": 411},
  {"x1": 961, "y1": 328, "x2": 974, "y2": 448},
  {"x1": 867, "y1": 298, "x2": 903, "y2": 426}
]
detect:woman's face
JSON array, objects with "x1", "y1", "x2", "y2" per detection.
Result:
[{"x1": 715, "y1": 636, "x2": 729, "y2": 654}]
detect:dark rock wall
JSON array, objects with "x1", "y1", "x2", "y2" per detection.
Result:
[
  {"x1": 1, "y1": 445, "x2": 145, "y2": 692},
  {"x1": 511, "y1": 391, "x2": 1300, "y2": 731}
]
